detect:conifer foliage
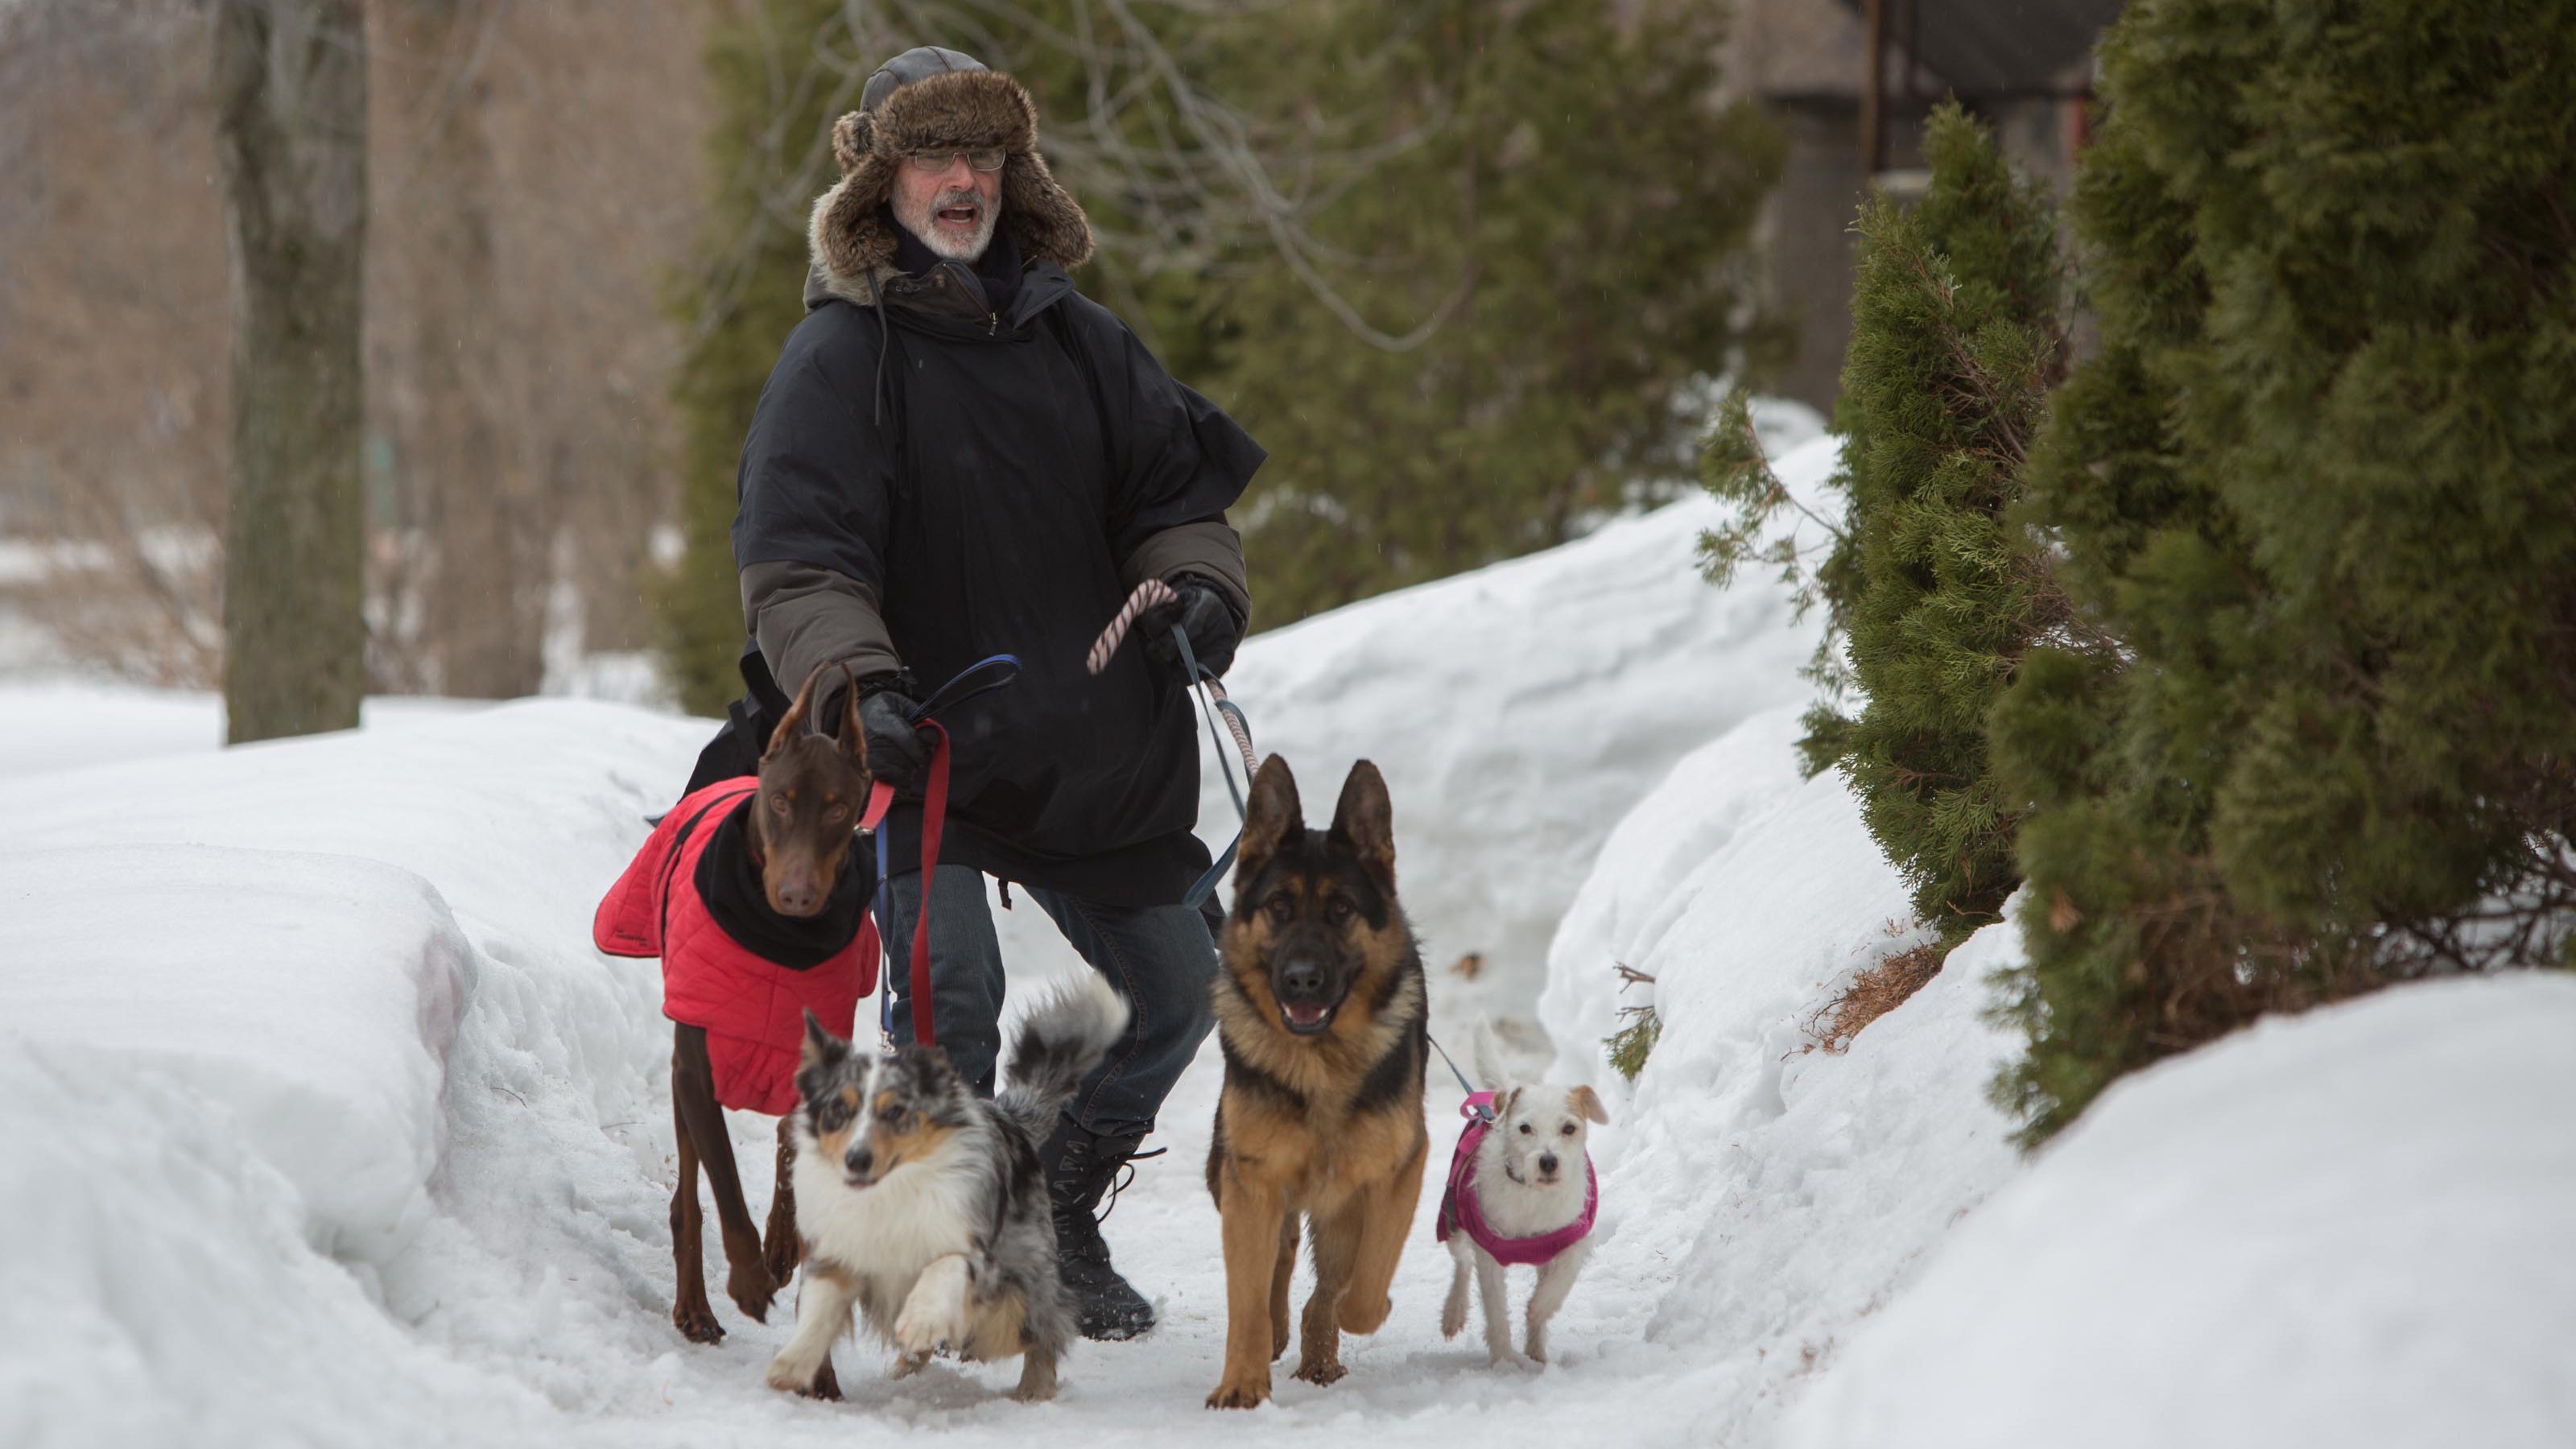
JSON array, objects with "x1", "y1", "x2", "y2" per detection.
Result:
[
  {"x1": 1707, "y1": 103, "x2": 2067, "y2": 945},
  {"x1": 1212, "y1": 0, "x2": 1784, "y2": 625},
  {"x1": 1991, "y1": 0, "x2": 2576, "y2": 1140}
]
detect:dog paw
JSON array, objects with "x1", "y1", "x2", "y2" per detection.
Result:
[
  {"x1": 766, "y1": 1357, "x2": 828, "y2": 1397},
  {"x1": 894, "y1": 1313, "x2": 950, "y2": 1358},
  {"x1": 894, "y1": 1254, "x2": 970, "y2": 1357},
  {"x1": 1487, "y1": 1347, "x2": 1541, "y2": 1373},
  {"x1": 673, "y1": 1301, "x2": 724, "y2": 1345},
  {"x1": 1292, "y1": 1356, "x2": 1348, "y2": 1388},
  {"x1": 813, "y1": 1356, "x2": 843, "y2": 1401},
  {"x1": 1010, "y1": 1357, "x2": 1059, "y2": 1402},
  {"x1": 727, "y1": 1263, "x2": 778, "y2": 1324},
  {"x1": 1205, "y1": 1376, "x2": 1270, "y2": 1410},
  {"x1": 890, "y1": 1349, "x2": 931, "y2": 1381}
]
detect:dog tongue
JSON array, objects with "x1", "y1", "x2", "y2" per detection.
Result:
[{"x1": 1284, "y1": 1002, "x2": 1327, "y2": 1027}]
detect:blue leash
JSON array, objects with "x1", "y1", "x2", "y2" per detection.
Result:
[{"x1": 1425, "y1": 1031, "x2": 1495, "y2": 1122}]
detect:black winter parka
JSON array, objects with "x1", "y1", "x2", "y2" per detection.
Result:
[{"x1": 731, "y1": 237, "x2": 1264, "y2": 906}]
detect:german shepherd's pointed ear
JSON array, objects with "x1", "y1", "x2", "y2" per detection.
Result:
[
  {"x1": 765, "y1": 665, "x2": 826, "y2": 762},
  {"x1": 800, "y1": 1009, "x2": 848, "y2": 1073},
  {"x1": 1238, "y1": 755, "x2": 1303, "y2": 881},
  {"x1": 834, "y1": 663, "x2": 867, "y2": 770},
  {"x1": 1328, "y1": 759, "x2": 1395, "y2": 891}
]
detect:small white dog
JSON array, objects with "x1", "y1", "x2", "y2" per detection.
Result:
[{"x1": 1437, "y1": 1023, "x2": 1608, "y2": 1367}]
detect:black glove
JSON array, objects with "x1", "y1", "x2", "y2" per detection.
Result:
[
  {"x1": 1141, "y1": 575, "x2": 1245, "y2": 683},
  {"x1": 855, "y1": 679, "x2": 936, "y2": 796}
]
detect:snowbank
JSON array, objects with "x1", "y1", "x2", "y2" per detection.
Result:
[
  {"x1": 0, "y1": 847, "x2": 469, "y2": 1260},
  {"x1": 0, "y1": 1043, "x2": 526, "y2": 1449},
  {"x1": 0, "y1": 700, "x2": 712, "y2": 1447},
  {"x1": 1532, "y1": 709, "x2": 2023, "y2": 1443},
  {"x1": 1782, "y1": 972, "x2": 2576, "y2": 1449},
  {"x1": 1533, "y1": 705, "x2": 1814, "y2": 1086}
]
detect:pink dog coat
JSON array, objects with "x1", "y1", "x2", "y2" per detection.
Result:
[{"x1": 1435, "y1": 1091, "x2": 1599, "y2": 1267}]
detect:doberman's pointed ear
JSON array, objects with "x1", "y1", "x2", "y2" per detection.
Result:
[
  {"x1": 1237, "y1": 755, "x2": 1302, "y2": 882},
  {"x1": 766, "y1": 666, "x2": 824, "y2": 762},
  {"x1": 1327, "y1": 759, "x2": 1395, "y2": 891},
  {"x1": 836, "y1": 663, "x2": 867, "y2": 770},
  {"x1": 800, "y1": 1010, "x2": 847, "y2": 1073},
  {"x1": 1571, "y1": 1084, "x2": 1611, "y2": 1125}
]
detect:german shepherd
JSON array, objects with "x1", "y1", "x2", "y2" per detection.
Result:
[{"x1": 1203, "y1": 757, "x2": 1428, "y2": 1410}]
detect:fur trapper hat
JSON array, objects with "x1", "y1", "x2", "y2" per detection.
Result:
[{"x1": 808, "y1": 47, "x2": 1094, "y2": 285}]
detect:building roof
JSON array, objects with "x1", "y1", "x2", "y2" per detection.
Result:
[
  {"x1": 1725, "y1": 0, "x2": 2120, "y2": 103},
  {"x1": 1847, "y1": 0, "x2": 2122, "y2": 97}
]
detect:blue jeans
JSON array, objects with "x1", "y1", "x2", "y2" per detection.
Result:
[{"x1": 873, "y1": 867, "x2": 1217, "y2": 1139}]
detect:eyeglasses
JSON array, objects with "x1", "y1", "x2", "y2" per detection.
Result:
[{"x1": 906, "y1": 148, "x2": 1007, "y2": 174}]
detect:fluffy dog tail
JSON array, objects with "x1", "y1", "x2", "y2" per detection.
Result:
[
  {"x1": 1470, "y1": 1016, "x2": 1509, "y2": 1093},
  {"x1": 997, "y1": 973, "x2": 1132, "y2": 1141}
]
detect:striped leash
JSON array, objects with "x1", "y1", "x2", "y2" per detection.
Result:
[{"x1": 1088, "y1": 578, "x2": 1259, "y2": 908}]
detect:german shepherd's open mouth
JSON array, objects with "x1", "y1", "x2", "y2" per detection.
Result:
[{"x1": 1273, "y1": 973, "x2": 1345, "y2": 1035}]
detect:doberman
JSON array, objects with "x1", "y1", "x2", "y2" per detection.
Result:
[{"x1": 664, "y1": 666, "x2": 873, "y2": 1385}]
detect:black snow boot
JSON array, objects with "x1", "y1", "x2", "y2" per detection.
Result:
[{"x1": 1039, "y1": 1121, "x2": 1160, "y2": 1340}]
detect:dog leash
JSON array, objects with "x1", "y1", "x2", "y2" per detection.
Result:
[
  {"x1": 862, "y1": 654, "x2": 1022, "y2": 1050},
  {"x1": 1088, "y1": 579, "x2": 1259, "y2": 910},
  {"x1": 1426, "y1": 1032, "x2": 1497, "y2": 1124}
]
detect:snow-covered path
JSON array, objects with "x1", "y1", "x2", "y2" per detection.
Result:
[
  {"x1": 10, "y1": 427, "x2": 2572, "y2": 1447},
  {"x1": 0, "y1": 438, "x2": 1849, "y2": 1447}
]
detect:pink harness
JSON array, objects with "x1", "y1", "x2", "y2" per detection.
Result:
[{"x1": 1435, "y1": 1091, "x2": 1599, "y2": 1267}]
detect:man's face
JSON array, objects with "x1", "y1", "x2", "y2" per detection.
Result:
[{"x1": 892, "y1": 152, "x2": 1002, "y2": 263}]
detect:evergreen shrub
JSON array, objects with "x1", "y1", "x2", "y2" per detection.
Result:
[
  {"x1": 1705, "y1": 101, "x2": 2069, "y2": 947},
  {"x1": 1992, "y1": 0, "x2": 2576, "y2": 1140}
]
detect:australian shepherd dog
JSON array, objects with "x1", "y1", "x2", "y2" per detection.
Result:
[{"x1": 765, "y1": 975, "x2": 1129, "y2": 1403}]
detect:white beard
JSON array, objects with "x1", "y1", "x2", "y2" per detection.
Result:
[{"x1": 897, "y1": 184, "x2": 999, "y2": 263}]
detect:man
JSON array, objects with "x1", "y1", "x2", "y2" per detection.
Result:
[{"x1": 698, "y1": 46, "x2": 1261, "y2": 1341}]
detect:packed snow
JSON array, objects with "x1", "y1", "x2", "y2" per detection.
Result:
[
  {"x1": 1530, "y1": 716, "x2": 2026, "y2": 1443},
  {"x1": 4, "y1": 416, "x2": 2570, "y2": 1446},
  {"x1": 1781, "y1": 972, "x2": 2576, "y2": 1449}
]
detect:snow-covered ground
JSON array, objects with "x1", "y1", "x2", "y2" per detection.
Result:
[
  {"x1": 0, "y1": 684, "x2": 483, "y2": 779},
  {"x1": 5, "y1": 421, "x2": 2571, "y2": 1446},
  {"x1": 1781, "y1": 972, "x2": 2576, "y2": 1449}
]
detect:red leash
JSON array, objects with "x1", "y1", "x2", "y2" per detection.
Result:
[
  {"x1": 856, "y1": 654, "x2": 1018, "y2": 1051},
  {"x1": 859, "y1": 724, "x2": 948, "y2": 1048}
]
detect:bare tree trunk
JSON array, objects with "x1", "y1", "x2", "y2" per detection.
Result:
[
  {"x1": 386, "y1": 0, "x2": 543, "y2": 698},
  {"x1": 212, "y1": 0, "x2": 369, "y2": 743}
]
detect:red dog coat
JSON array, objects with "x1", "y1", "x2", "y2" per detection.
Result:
[{"x1": 593, "y1": 778, "x2": 877, "y2": 1116}]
